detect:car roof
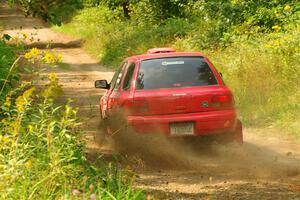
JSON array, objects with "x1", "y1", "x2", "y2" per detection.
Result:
[{"x1": 127, "y1": 51, "x2": 207, "y2": 62}]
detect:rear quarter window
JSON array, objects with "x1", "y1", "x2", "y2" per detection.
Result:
[
  {"x1": 136, "y1": 57, "x2": 218, "y2": 90},
  {"x1": 110, "y1": 61, "x2": 127, "y2": 90},
  {"x1": 123, "y1": 62, "x2": 135, "y2": 91}
]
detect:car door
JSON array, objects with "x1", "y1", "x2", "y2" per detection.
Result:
[{"x1": 101, "y1": 62, "x2": 127, "y2": 118}]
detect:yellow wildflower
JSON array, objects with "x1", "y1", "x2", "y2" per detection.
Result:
[
  {"x1": 297, "y1": 24, "x2": 300, "y2": 33},
  {"x1": 24, "y1": 48, "x2": 40, "y2": 60},
  {"x1": 284, "y1": 4, "x2": 291, "y2": 12},
  {"x1": 42, "y1": 52, "x2": 62, "y2": 63},
  {"x1": 24, "y1": 52, "x2": 32, "y2": 59},
  {"x1": 2, "y1": 136, "x2": 10, "y2": 144},
  {"x1": 4, "y1": 97, "x2": 11, "y2": 108},
  {"x1": 27, "y1": 124, "x2": 34, "y2": 133},
  {"x1": 273, "y1": 39, "x2": 283, "y2": 46},
  {"x1": 42, "y1": 52, "x2": 56, "y2": 63},
  {"x1": 23, "y1": 87, "x2": 35, "y2": 100},
  {"x1": 24, "y1": 160, "x2": 33, "y2": 169},
  {"x1": 264, "y1": 44, "x2": 272, "y2": 49},
  {"x1": 272, "y1": 25, "x2": 281, "y2": 32},
  {"x1": 57, "y1": 53, "x2": 62, "y2": 62},
  {"x1": 48, "y1": 73, "x2": 58, "y2": 82},
  {"x1": 42, "y1": 73, "x2": 62, "y2": 98},
  {"x1": 16, "y1": 95, "x2": 26, "y2": 112},
  {"x1": 30, "y1": 48, "x2": 39, "y2": 57},
  {"x1": 16, "y1": 87, "x2": 35, "y2": 112}
]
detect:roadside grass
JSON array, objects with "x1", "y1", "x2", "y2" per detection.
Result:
[
  {"x1": 0, "y1": 40, "x2": 145, "y2": 199},
  {"x1": 0, "y1": 39, "x2": 18, "y2": 99},
  {"x1": 205, "y1": 33, "x2": 300, "y2": 138},
  {"x1": 56, "y1": 62, "x2": 71, "y2": 71},
  {"x1": 0, "y1": 75, "x2": 145, "y2": 199},
  {"x1": 53, "y1": 6, "x2": 300, "y2": 138}
]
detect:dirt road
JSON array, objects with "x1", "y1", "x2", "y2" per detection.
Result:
[{"x1": 1, "y1": 2, "x2": 299, "y2": 199}]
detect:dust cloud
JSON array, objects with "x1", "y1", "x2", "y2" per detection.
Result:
[{"x1": 106, "y1": 125, "x2": 300, "y2": 181}]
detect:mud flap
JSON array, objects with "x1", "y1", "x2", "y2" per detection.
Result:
[{"x1": 234, "y1": 119, "x2": 243, "y2": 143}]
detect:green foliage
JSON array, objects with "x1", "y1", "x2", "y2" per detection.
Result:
[
  {"x1": 191, "y1": 0, "x2": 300, "y2": 34},
  {"x1": 56, "y1": 0, "x2": 300, "y2": 66},
  {"x1": 133, "y1": 0, "x2": 189, "y2": 20},
  {"x1": 17, "y1": 0, "x2": 83, "y2": 24},
  {"x1": 0, "y1": 37, "x2": 144, "y2": 197},
  {"x1": 97, "y1": 17, "x2": 193, "y2": 66},
  {"x1": 55, "y1": 0, "x2": 300, "y2": 137},
  {"x1": 0, "y1": 74, "x2": 145, "y2": 199},
  {"x1": 54, "y1": 6, "x2": 194, "y2": 67},
  {"x1": 101, "y1": 0, "x2": 132, "y2": 18},
  {"x1": 204, "y1": 30, "x2": 300, "y2": 137},
  {"x1": 0, "y1": 38, "x2": 18, "y2": 100},
  {"x1": 96, "y1": 0, "x2": 190, "y2": 20},
  {"x1": 0, "y1": 27, "x2": 144, "y2": 199}
]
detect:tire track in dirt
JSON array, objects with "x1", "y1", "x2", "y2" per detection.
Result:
[
  {"x1": 114, "y1": 127, "x2": 300, "y2": 199},
  {"x1": 1, "y1": 1, "x2": 299, "y2": 199}
]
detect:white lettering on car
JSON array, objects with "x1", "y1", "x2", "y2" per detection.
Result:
[{"x1": 162, "y1": 61, "x2": 185, "y2": 66}]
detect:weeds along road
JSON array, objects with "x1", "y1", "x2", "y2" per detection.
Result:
[
  {"x1": 0, "y1": 1, "x2": 114, "y2": 152},
  {"x1": 1, "y1": 2, "x2": 300, "y2": 199}
]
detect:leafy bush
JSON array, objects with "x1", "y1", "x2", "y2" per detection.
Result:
[
  {"x1": 0, "y1": 39, "x2": 18, "y2": 100},
  {"x1": 54, "y1": 7, "x2": 194, "y2": 67},
  {"x1": 55, "y1": 1, "x2": 300, "y2": 137},
  {"x1": 16, "y1": 0, "x2": 83, "y2": 24},
  {"x1": 0, "y1": 73, "x2": 144, "y2": 199},
  {"x1": 0, "y1": 41, "x2": 144, "y2": 198},
  {"x1": 56, "y1": 1, "x2": 300, "y2": 67},
  {"x1": 206, "y1": 29, "x2": 300, "y2": 137}
]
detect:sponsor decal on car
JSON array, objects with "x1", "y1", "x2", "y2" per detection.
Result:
[{"x1": 162, "y1": 61, "x2": 185, "y2": 66}]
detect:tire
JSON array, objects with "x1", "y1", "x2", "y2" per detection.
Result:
[
  {"x1": 233, "y1": 119, "x2": 243, "y2": 143},
  {"x1": 219, "y1": 119, "x2": 243, "y2": 144}
]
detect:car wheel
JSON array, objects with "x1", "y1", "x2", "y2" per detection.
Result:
[{"x1": 219, "y1": 119, "x2": 243, "y2": 144}]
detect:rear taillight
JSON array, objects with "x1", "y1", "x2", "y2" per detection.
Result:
[
  {"x1": 212, "y1": 94, "x2": 234, "y2": 108},
  {"x1": 124, "y1": 100, "x2": 149, "y2": 114}
]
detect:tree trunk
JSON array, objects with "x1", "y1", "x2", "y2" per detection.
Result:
[{"x1": 122, "y1": 2, "x2": 130, "y2": 19}]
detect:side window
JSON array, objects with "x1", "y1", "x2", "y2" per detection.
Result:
[
  {"x1": 110, "y1": 68, "x2": 121, "y2": 89},
  {"x1": 123, "y1": 62, "x2": 136, "y2": 91},
  {"x1": 110, "y1": 62, "x2": 127, "y2": 90}
]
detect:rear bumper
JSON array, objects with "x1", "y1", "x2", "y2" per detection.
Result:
[{"x1": 127, "y1": 110, "x2": 237, "y2": 136}]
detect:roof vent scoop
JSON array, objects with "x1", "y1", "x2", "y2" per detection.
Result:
[{"x1": 147, "y1": 48, "x2": 176, "y2": 54}]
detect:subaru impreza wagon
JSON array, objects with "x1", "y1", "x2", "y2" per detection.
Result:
[{"x1": 95, "y1": 48, "x2": 243, "y2": 143}]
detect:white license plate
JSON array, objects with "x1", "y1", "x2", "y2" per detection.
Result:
[{"x1": 170, "y1": 122, "x2": 194, "y2": 136}]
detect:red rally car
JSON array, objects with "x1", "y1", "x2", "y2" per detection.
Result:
[{"x1": 95, "y1": 48, "x2": 243, "y2": 143}]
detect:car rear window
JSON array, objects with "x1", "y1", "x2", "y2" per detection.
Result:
[{"x1": 136, "y1": 57, "x2": 218, "y2": 90}]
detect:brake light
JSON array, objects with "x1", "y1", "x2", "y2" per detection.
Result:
[{"x1": 212, "y1": 94, "x2": 234, "y2": 108}]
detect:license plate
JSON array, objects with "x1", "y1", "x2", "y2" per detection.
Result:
[{"x1": 170, "y1": 122, "x2": 194, "y2": 136}]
